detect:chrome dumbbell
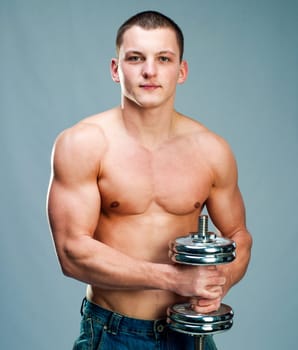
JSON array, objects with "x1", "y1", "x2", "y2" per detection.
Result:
[{"x1": 167, "y1": 215, "x2": 236, "y2": 350}]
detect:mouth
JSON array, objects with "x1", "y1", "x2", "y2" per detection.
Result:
[{"x1": 139, "y1": 84, "x2": 161, "y2": 90}]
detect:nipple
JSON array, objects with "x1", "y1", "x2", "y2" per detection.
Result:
[{"x1": 110, "y1": 201, "x2": 120, "y2": 208}]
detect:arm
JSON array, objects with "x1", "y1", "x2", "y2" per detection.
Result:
[
  {"x1": 190, "y1": 135, "x2": 252, "y2": 313},
  {"x1": 47, "y1": 123, "x2": 163, "y2": 290},
  {"x1": 47, "y1": 122, "x2": 229, "y2": 307},
  {"x1": 47, "y1": 123, "x2": 224, "y2": 300},
  {"x1": 206, "y1": 140, "x2": 252, "y2": 295}
]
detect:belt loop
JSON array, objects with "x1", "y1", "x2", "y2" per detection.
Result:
[
  {"x1": 107, "y1": 312, "x2": 123, "y2": 335},
  {"x1": 80, "y1": 297, "x2": 87, "y2": 316}
]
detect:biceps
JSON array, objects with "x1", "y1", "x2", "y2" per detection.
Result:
[
  {"x1": 47, "y1": 178, "x2": 101, "y2": 242},
  {"x1": 206, "y1": 185, "x2": 246, "y2": 237}
]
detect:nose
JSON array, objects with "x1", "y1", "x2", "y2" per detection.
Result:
[{"x1": 142, "y1": 59, "x2": 157, "y2": 79}]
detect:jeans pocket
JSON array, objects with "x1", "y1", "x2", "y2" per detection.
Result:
[
  {"x1": 91, "y1": 318, "x2": 106, "y2": 350},
  {"x1": 73, "y1": 317, "x2": 92, "y2": 350},
  {"x1": 73, "y1": 316, "x2": 105, "y2": 350}
]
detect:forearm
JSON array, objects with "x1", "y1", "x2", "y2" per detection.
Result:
[
  {"x1": 219, "y1": 228, "x2": 252, "y2": 295},
  {"x1": 58, "y1": 235, "x2": 174, "y2": 291}
]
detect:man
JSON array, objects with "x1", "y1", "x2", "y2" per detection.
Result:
[{"x1": 47, "y1": 10, "x2": 252, "y2": 350}]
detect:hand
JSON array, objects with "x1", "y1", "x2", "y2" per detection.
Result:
[
  {"x1": 189, "y1": 294, "x2": 223, "y2": 314},
  {"x1": 171, "y1": 264, "x2": 226, "y2": 302}
]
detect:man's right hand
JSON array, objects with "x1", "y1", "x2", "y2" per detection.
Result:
[{"x1": 171, "y1": 265, "x2": 226, "y2": 313}]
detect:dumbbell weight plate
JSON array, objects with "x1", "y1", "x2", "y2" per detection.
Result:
[
  {"x1": 171, "y1": 236, "x2": 236, "y2": 265},
  {"x1": 168, "y1": 303, "x2": 234, "y2": 335}
]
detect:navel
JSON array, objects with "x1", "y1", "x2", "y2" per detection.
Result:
[{"x1": 110, "y1": 201, "x2": 120, "y2": 208}]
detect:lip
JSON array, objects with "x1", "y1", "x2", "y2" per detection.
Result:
[{"x1": 139, "y1": 84, "x2": 161, "y2": 89}]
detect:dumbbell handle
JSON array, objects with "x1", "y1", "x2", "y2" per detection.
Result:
[
  {"x1": 194, "y1": 335, "x2": 205, "y2": 350},
  {"x1": 192, "y1": 215, "x2": 209, "y2": 241}
]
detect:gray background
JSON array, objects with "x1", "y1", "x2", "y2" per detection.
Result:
[{"x1": 1, "y1": 0, "x2": 297, "y2": 349}]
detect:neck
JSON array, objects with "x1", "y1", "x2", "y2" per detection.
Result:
[{"x1": 120, "y1": 102, "x2": 179, "y2": 150}]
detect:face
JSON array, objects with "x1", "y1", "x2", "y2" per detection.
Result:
[{"x1": 111, "y1": 26, "x2": 188, "y2": 109}]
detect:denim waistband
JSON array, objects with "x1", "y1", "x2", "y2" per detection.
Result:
[{"x1": 81, "y1": 298, "x2": 169, "y2": 338}]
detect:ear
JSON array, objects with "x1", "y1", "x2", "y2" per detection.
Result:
[
  {"x1": 110, "y1": 58, "x2": 120, "y2": 83},
  {"x1": 177, "y1": 60, "x2": 188, "y2": 84}
]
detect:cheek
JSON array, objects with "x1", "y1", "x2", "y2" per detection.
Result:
[
  {"x1": 163, "y1": 73, "x2": 181, "y2": 91},
  {"x1": 118, "y1": 70, "x2": 137, "y2": 97},
  {"x1": 118, "y1": 70, "x2": 130, "y2": 91},
  {"x1": 119, "y1": 66, "x2": 136, "y2": 86},
  {"x1": 163, "y1": 68, "x2": 181, "y2": 84},
  {"x1": 117, "y1": 68, "x2": 125, "y2": 83}
]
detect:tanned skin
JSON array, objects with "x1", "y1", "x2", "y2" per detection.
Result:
[{"x1": 47, "y1": 26, "x2": 252, "y2": 320}]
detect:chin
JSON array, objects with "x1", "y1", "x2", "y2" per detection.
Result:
[
  {"x1": 126, "y1": 94, "x2": 165, "y2": 109},
  {"x1": 137, "y1": 98, "x2": 165, "y2": 109}
]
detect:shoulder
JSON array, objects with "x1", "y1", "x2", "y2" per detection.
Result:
[
  {"x1": 54, "y1": 120, "x2": 105, "y2": 162},
  {"x1": 51, "y1": 108, "x2": 119, "y2": 179},
  {"x1": 53, "y1": 107, "x2": 121, "y2": 155},
  {"x1": 200, "y1": 130, "x2": 238, "y2": 188},
  {"x1": 178, "y1": 114, "x2": 231, "y2": 152},
  {"x1": 179, "y1": 114, "x2": 237, "y2": 185}
]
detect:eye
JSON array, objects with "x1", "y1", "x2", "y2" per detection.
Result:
[
  {"x1": 126, "y1": 55, "x2": 143, "y2": 62},
  {"x1": 159, "y1": 56, "x2": 170, "y2": 63}
]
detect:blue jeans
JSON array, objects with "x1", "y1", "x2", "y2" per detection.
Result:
[{"x1": 73, "y1": 298, "x2": 218, "y2": 350}]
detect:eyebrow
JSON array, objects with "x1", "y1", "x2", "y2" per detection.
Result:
[
  {"x1": 124, "y1": 50, "x2": 142, "y2": 56},
  {"x1": 124, "y1": 50, "x2": 177, "y2": 57},
  {"x1": 157, "y1": 50, "x2": 177, "y2": 57}
]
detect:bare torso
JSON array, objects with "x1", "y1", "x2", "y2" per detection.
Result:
[{"x1": 85, "y1": 107, "x2": 215, "y2": 319}]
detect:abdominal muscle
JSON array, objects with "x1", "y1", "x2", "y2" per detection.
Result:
[
  {"x1": 85, "y1": 210, "x2": 198, "y2": 320},
  {"x1": 86, "y1": 286, "x2": 187, "y2": 320}
]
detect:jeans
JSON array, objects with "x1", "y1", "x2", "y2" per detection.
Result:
[{"x1": 73, "y1": 298, "x2": 218, "y2": 350}]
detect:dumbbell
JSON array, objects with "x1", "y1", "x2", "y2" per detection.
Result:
[{"x1": 167, "y1": 215, "x2": 236, "y2": 350}]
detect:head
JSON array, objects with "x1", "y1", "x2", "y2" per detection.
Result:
[{"x1": 116, "y1": 10, "x2": 184, "y2": 62}]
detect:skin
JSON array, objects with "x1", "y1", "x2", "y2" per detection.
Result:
[{"x1": 47, "y1": 26, "x2": 252, "y2": 320}]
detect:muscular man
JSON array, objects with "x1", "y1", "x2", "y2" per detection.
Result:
[{"x1": 47, "y1": 10, "x2": 252, "y2": 350}]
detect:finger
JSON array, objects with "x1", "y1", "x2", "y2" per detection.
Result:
[
  {"x1": 207, "y1": 286, "x2": 224, "y2": 295},
  {"x1": 168, "y1": 240, "x2": 175, "y2": 250},
  {"x1": 192, "y1": 303, "x2": 219, "y2": 314},
  {"x1": 190, "y1": 296, "x2": 221, "y2": 308},
  {"x1": 192, "y1": 299, "x2": 221, "y2": 314},
  {"x1": 207, "y1": 276, "x2": 226, "y2": 287},
  {"x1": 199, "y1": 286, "x2": 224, "y2": 300},
  {"x1": 189, "y1": 297, "x2": 199, "y2": 305},
  {"x1": 206, "y1": 265, "x2": 217, "y2": 271},
  {"x1": 197, "y1": 298, "x2": 219, "y2": 307}
]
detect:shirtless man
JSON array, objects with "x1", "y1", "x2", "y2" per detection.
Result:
[{"x1": 47, "y1": 10, "x2": 252, "y2": 350}]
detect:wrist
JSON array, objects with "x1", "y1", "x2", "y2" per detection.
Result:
[{"x1": 149, "y1": 262, "x2": 177, "y2": 292}]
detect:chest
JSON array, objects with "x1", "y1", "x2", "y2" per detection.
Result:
[{"x1": 99, "y1": 141, "x2": 213, "y2": 215}]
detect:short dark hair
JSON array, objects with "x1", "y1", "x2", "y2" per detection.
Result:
[{"x1": 116, "y1": 10, "x2": 184, "y2": 61}]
